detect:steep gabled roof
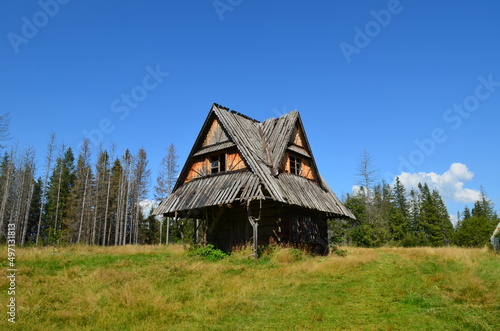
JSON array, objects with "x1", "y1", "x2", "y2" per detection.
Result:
[{"x1": 154, "y1": 103, "x2": 354, "y2": 218}]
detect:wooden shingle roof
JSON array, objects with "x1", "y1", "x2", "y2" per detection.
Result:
[{"x1": 154, "y1": 103, "x2": 354, "y2": 219}]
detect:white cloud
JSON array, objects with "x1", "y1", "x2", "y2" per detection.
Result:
[
  {"x1": 393, "y1": 163, "x2": 480, "y2": 203},
  {"x1": 139, "y1": 199, "x2": 160, "y2": 218},
  {"x1": 351, "y1": 185, "x2": 362, "y2": 194}
]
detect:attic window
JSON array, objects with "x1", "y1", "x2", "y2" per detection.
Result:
[
  {"x1": 290, "y1": 155, "x2": 302, "y2": 176},
  {"x1": 210, "y1": 154, "x2": 226, "y2": 174}
]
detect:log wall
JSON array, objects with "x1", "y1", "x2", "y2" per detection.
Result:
[
  {"x1": 185, "y1": 151, "x2": 247, "y2": 184},
  {"x1": 203, "y1": 119, "x2": 229, "y2": 147},
  {"x1": 207, "y1": 201, "x2": 328, "y2": 254},
  {"x1": 281, "y1": 151, "x2": 315, "y2": 181}
]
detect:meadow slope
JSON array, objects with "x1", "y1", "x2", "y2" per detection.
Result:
[{"x1": 1, "y1": 245, "x2": 499, "y2": 330}]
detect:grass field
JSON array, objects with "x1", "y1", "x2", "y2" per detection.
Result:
[{"x1": 1, "y1": 244, "x2": 499, "y2": 330}]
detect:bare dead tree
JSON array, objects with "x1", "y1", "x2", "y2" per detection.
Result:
[
  {"x1": 0, "y1": 113, "x2": 11, "y2": 149},
  {"x1": 355, "y1": 149, "x2": 379, "y2": 199},
  {"x1": 11, "y1": 147, "x2": 36, "y2": 246},
  {"x1": 0, "y1": 147, "x2": 16, "y2": 238},
  {"x1": 92, "y1": 145, "x2": 105, "y2": 245},
  {"x1": 122, "y1": 151, "x2": 133, "y2": 245},
  {"x1": 133, "y1": 148, "x2": 150, "y2": 244},
  {"x1": 52, "y1": 144, "x2": 66, "y2": 243},
  {"x1": 76, "y1": 139, "x2": 92, "y2": 244},
  {"x1": 102, "y1": 144, "x2": 115, "y2": 246},
  {"x1": 154, "y1": 143, "x2": 178, "y2": 244},
  {"x1": 36, "y1": 133, "x2": 56, "y2": 245}
]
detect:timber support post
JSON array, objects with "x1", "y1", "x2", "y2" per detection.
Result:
[{"x1": 247, "y1": 199, "x2": 261, "y2": 258}]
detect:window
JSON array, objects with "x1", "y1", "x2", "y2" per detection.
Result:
[
  {"x1": 210, "y1": 154, "x2": 226, "y2": 174},
  {"x1": 289, "y1": 156, "x2": 302, "y2": 176}
]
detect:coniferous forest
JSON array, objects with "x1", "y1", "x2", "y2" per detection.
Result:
[
  {"x1": 0, "y1": 115, "x2": 498, "y2": 248},
  {"x1": 0, "y1": 111, "x2": 180, "y2": 246},
  {"x1": 334, "y1": 151, "x2": 499, "y2": 248}
]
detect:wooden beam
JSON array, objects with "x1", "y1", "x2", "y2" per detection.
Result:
[{"x1": 246, "y1": 199, "x2": 261, "y2": 258}]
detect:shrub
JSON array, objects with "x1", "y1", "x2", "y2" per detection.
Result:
[
  {"x1": 188, "y1": 244, "x2": 228, "y2": 261},
  {"x1": 329, "y1": 243, "x2": 348, "y2": 257}
]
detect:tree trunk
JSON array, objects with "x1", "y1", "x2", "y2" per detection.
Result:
[
  {"x1": 21, "y1": 181, "x2": 35, "y2": 246},
  {"x1": 0, "y1": 149, "x2": 14, "y2": 239},
  {"x1": 36, "y1": 133, "x2": 55, "y2": 246},
  {"x1": 77, "y1": 168, "x2": 90, "y2": 244},
  {"x1": 102, "y1": 166, "x2": 111, "y2": 246}
]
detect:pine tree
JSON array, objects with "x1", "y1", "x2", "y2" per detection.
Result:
[
  {"x1": 36, "y1": 133, "x2": 56, "y2": 245},
  {"x1": 344, "y1": 189, "x2": 369, "y2": 246},
  {"x1": 155, "y1": 143, "x2": 179, "y2": 244},
  {"x1": 102, "y1": 145, "x2": 116, "y2": 246},
  {"x1": 370, "y1": 181, "x2": 392, "y2": 246},
  {"x1": 416, "y1": 184, "x2": 452, "y2": 246},
  {"x1": 90, "y1": 149, "x2": 110, "y2": 245},
  {"x1": 403, "y1": 188, "x2": 427, "y2": 247},
  {"x1": 389, "y1": 177, "x2": 409, "y2": 244},
  {"x1": 69, "y1": 139, "x2": 94, "y2": 244},
  {"x1": 119, "y1": 149, "x2": 134, "y2": 245},
  {"x1": 355, "y1": 149, "x2": 378, "y2": 199},
  {"x1": 132, "y1": 148, "x2": 151, "y2": 244},
  {"x1": 432, "y1": 189, "x2": 453, "y2": 246},
  {"x1": 15, "y1": 147, "x2": 36, "y2": 247},
  {"x1": 26, "y1": 178, "x2": 43, "y2": 245},
  {"x1": 45, "y1": 147, "x2": 76, "y2": 244},
  {"x1": 0, "y1": 113, "x2": 11, "y2": 149},
  {"x1": 109, "y1": 158, "x2": 123, "y2": 245},
  {"x1": 0, "y1": 149, "x2": 15, "y2": 240},
  {"x1": 455, "y1": 188, "x2": 498, "y2": 247}
]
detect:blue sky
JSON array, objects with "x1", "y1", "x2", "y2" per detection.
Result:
[{"x1": 1, "y1": 0, "x2": 499, "y2": 221}]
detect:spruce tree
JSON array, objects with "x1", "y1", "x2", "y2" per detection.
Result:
[
  {"x1": 0, "y1": 150, "x2": 15, "y2": 240},
  {"x1": 64, "y1": 143, "x2": 94, "y2": 244},
  {"x1": 45, "y1": 147, "x2": 76, "y2": 244},
  {"x1": 389, "y1": 177, "x2": 409, "y2": 244},
  {"x1": 132, "y1": 148, "x2": 150, "y2": 244},
  {"x1": 455, "y1": 189, "x2": 498, "y2": 247},
  {"x1": 432, "y1": 189, "x2": 453, "y2": 246},
  {"x1": 344, "y1": 189, "x2": 370, "y2": 246},
  {"x1": 404, "y1": 188, "x2": 427, "y2": 246},
  {"x1": 26, "y1": 178, "x2": 43, "y2": 245}
]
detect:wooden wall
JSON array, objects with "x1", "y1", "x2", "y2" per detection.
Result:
[
  {"x1": 185, "y1": 150, "x2": 247, "y2": 183},
  {"x1": 226, "y1": 151, "x2": 246, "y2": 172},
  {"x1": 207, "y1": 201, "x2": 328, "y2": 254},
  {"x1": 280, "y1": 151, "x2": 315, "y2": 181},
  {"x1": 203, "y1": 119, "x2": 229, "y2": 147},
  {"x1": 185, "y1": 158, "x2": 208, "y2": 182},
  {"x1": 301, "y1": 158, "x2": 315, "y2": 181},
  {"x1": 290, "y1": 125, "x2": 306, "y2": 148}
]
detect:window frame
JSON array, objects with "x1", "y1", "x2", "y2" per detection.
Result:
[
  {"x1": 289, "y1": 155, "x2": 302, "y2": 176},
  {"x1": 210, "y1": 153, "x2": 226, "y2": 174}
]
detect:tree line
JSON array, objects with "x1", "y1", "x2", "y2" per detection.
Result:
[
  {"x1": 1, "y1": 115, "x2": 497, "y2": 249},
  {"x1": 334, "y1": 150, "x2": 499, "y2": 248},
  {"x1": 0, "y1": 124, "x2": 179, "y2": 246}
]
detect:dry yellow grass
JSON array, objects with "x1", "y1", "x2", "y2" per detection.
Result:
[{"x1": 1, "y1": 244, "x2": 499, "y2": 330}]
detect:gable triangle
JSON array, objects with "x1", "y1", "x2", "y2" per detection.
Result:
[
  {"x1": 277, "y1": 114, "x2": 324, "y2": 188},
  {"x1": 173, "y1": 105, "x2": 237, "y2": 190},
  {"x1": 202, "y1": 118, "x2": 230, "y2": 147}
]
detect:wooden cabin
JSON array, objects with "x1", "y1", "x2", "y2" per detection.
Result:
[{"x1": 153, "y1": 103, "x2": 354, "y2": 255}]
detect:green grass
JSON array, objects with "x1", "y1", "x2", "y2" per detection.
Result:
[{"x1": 1, "y1": 245, "x2": 499, "y2": 330}]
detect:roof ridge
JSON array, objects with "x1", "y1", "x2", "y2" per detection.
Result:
[{"x1": 214, "y1": 103, "x2": 260, "y2": 123}]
